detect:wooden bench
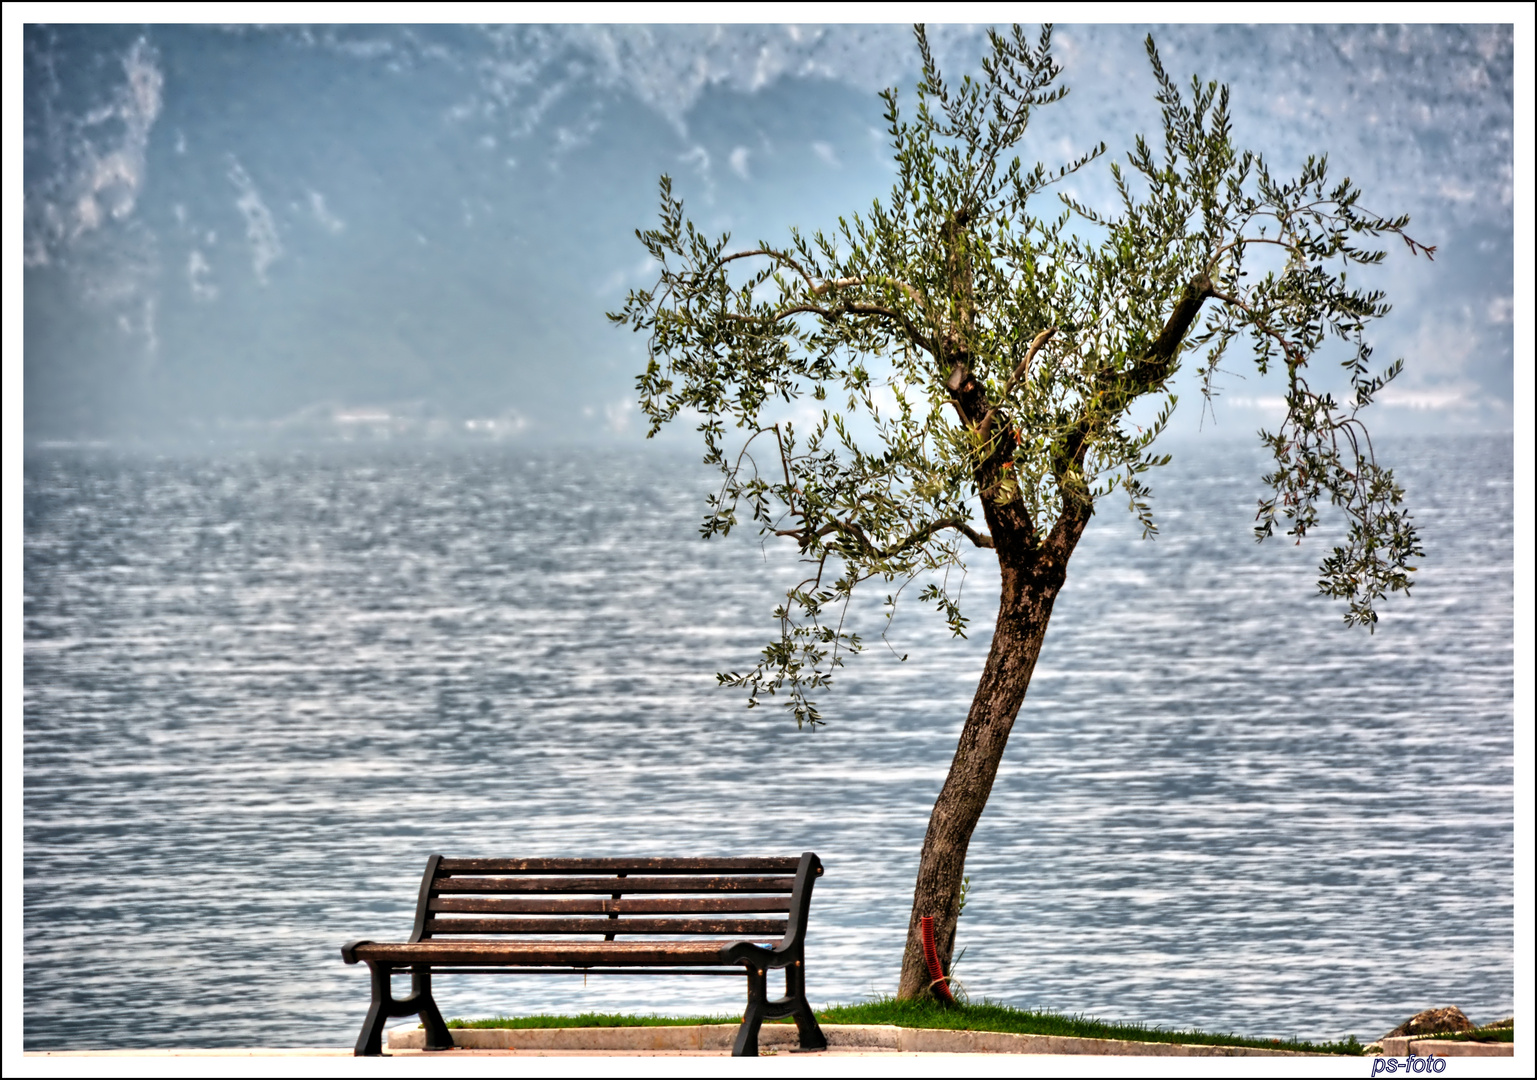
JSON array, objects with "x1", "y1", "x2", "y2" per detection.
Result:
[{"x1": 341, "y1": 852, "x2": 827, "y2": 1057}]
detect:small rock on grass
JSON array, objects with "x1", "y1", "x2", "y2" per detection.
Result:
[{"x1": 1383, "y1": 1006, "x2": 1476, "y2": 1040}]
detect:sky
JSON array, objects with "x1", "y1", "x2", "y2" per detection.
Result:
[{"x1": 12, "y1": 13, "x2": 1526, "y2": 447}]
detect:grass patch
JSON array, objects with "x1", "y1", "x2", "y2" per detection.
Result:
[
  {"x1": 810, "y1": 998, "x2": 1363, "y2": 1055},
  {"x1": 447, "y1": 1011, "x2": 740, "y2": 1029},
  {"x1": 447, "y1": 998, "x2": 1365, "y2": 1055},
  {"x1": 1415, "y1": 1025, "x2": 1513, "y2": 1044}
]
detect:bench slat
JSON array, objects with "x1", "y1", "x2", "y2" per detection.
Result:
[
  {"x1": 429, "y1": 896, "x2": 793, "y2": 915},
  {"x1": 437, "y1": 857, "x2": 802, "y2": 874},
  {"x1": 425, "y1": 917, "x2": 788, "y2": 936},
  {"x1": 352, "y1": 940, "x2": 743, "y2": 966},
  {"x1": 436, "y1": 875, "x2": 795, "y2": 894}
]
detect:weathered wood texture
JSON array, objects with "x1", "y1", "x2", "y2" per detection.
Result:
[
  {"x1": 351, "y1": 939, "x2": 745, "y2": 965},
  {"x1": 428, "y1": 896, "x2": 793, "y2": 915},
  {"x1": 438, "y1": 857, "x2": 802, "y2": 873},
  {"x1": 433, "y1": 875, "x2": 795, "y2": 894},
  {"x1": 425, "y1": 917, "x2": 789, "y2": 936}
]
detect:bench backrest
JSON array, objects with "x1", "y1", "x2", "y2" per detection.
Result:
[{"x1": 408, "y1": 853, "x2": 823, "y2": 950}]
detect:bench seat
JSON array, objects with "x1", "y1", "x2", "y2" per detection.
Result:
[{"x1": 346, "y1": 939, "x2": 771, "y2": 966}]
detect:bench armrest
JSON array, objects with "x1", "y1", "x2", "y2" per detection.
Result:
[
  {"x1": 721, "y1": 939, "x2": 797, "y2": 968},
  {"x1": 722, "y1": 851, "x2": 822, "y2": 967},
  {"x1": 341, "y1": 939, "x2": 374, "y2": 965}
]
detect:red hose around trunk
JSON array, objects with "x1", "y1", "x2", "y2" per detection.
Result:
[{"x1": 919, "y1": 915, "x2": 956, "y2": 1003}]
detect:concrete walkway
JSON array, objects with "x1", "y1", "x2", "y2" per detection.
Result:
[
  {"x1": 1379, "y1": 1036, "x2": 1514, "y2": 1057},
  {"x1": 26, "y1": 1048, "x2": 356, "y2": 1057},
  {"x1": 23, "y1": 1024, "x2": 1514, "y2": 1058},
  {"x1": 383, "y1": 1023, "x2": 1319, "y2": 1056},
  {"x1": 24, "y1": 1024, "x2": 1320, "y2": 1058},
  {"x1": 26, "y1": 1030, "x2": 1516, "y2": 1059}
]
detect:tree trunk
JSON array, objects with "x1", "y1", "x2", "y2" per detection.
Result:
[
  {"x1": 893, "y1": 268, "x2": 1211, "y2": 1001},
  {"x1": 896, "y1": 522, "x2": 1085, "y2": 1000}
]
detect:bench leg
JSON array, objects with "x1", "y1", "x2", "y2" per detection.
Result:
[
  {"x1": 784, "y1": 961, "x2": 827, "y2": 1051},
  {"x1": 412, "y1": 969, "x2": 455, "y2": 1051},
  {"x1": 352, "y1": 963, "x2": 455, "y2": 1056},
  {"x1": 733, "y1": 967, "x2": 770, "y2": 1056},
  {"x1": 354, "y1": 963, "x2": 395, "y2": 1056},
  {"x1": 731, "y1": 962, "x2": 826, "y2": 1056}
]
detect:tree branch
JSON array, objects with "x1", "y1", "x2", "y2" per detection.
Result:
[
  {"x1": 978, "y1": 325, "x2": 1057, "y2": 442},
  {"x1": 714, "y1": 248, "x2": 817, "y2": 287},
  {"x1": 1207, "y1": 286, "x2": 1307, "y2": 365},
  {"x1": 775, "y1": 515, "x2": 993, "y2": 559},
  {"x1": 722, "y1": 299, "x2": 936, "y2": 355},
  {"x1": 812, "y1": 274, "x2": 927, "y2": 310},
  {"x1": 1008, "y1": 326, "x2": 1058, "y2": 393},
  {"x1": 1129, "y1": 272, "x2": 1214, "y2": 390},
  {"x1": 1044, "y1": 272, "x2": 1216, "y2": 554}
]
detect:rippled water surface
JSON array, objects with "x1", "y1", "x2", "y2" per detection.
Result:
[{"x1": 23, "y1": 435, "x2": 1513, "y2": 1049}]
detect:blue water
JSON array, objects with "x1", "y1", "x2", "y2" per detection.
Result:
[{"x1": 22, "y1": 434, "x2": 1513, "y2": 1049}]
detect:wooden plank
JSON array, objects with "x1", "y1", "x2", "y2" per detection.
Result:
[
  {"x1": 434, "y1": 875, "x2": 795, "y2": 895},
  {"x1": 429, "y1": 896, "x2": 793, "y2": 916},
  {"x1": 437, "y1": 857, "x2": 801, "y2": 874},
  {"x1": 350, "y1": 940, "x2": 746, "y2": 966},
  {"x1": 424, "y1": 917, "x2": 788, "y2": 936}
]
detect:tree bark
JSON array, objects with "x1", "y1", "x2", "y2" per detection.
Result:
[{"x1": 896, "y1": 509, "x2": 1088, "y2": 1000}]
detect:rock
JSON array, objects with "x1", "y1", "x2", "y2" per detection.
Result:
[{"x1": 1383, "y1": 1006, "x2": 1476, "y2": 1040}]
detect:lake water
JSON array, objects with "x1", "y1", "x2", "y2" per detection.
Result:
[{"x1": 22, "y1": 434, "x2": 1514, "y2": 1049}]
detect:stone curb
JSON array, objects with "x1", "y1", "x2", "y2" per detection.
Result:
[
  {"x1": 387, "y1": 1023, "x2": 1318, "y2": 1056},
  {"x1": 24, "y1": 1049, "x2": 357, "y2": 1057},
  {"x1": 1379, "y1": 1037, "x2": 1514, "y2": 1057}
]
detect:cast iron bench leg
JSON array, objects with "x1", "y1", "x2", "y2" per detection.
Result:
[
  {"x1": 413, "y1": 969, "x2": 454, "y2": 1051},
  {"x1": 352, "y1": 963, "x2": 454, "y2": 1056},
  {"x1": 733, "y1": 967, "x2": 770, "y2": 1057},
  {"x1": 785, "y1": 961, "x2": 827, "y2": 1050},
  {"x1": 354, "y1": 962, "x2": 394, "y2": 1056},
  {"x1": 731, "y1": 963, "x2": 826, "y2": 1056}
]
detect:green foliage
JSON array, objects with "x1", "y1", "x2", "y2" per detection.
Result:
[{"x1": 610, "y1": 24, "x2": 1427, "y2": 724}]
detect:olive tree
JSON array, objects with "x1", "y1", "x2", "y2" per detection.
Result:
[{"x1": 611, "y1": 25, "x2": 1428, "y2": 1001}]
